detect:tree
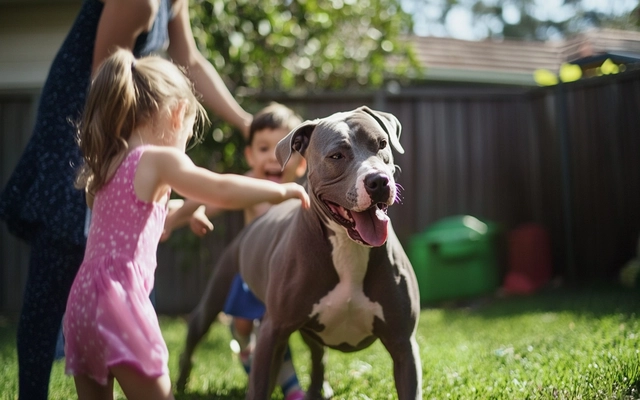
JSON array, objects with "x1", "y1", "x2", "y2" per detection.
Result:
[
  {"x1": 186, "y1": 0, "x2": 422, "y2": 173},
  {"x1": 191, "y1": 0, "x2": 421, "y2": 91},
  {"x1": 407, "y1": 0, "x2": 639, "y2": 41},
  {"x1": 171, "y1": 0, "x2": 421, "y2": 253}
]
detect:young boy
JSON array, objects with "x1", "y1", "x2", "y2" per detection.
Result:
[{"x1": 162, "y1": 103, "x2": 307, "y2": 400}]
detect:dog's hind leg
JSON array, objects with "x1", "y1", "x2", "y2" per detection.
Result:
[
  {"x1": 299, "y1": 330, "x2": 333, "y2": 399},
  {"x1": 247, "y1": 317, "x2": 290, "y2": 400},
  {"x1": 176, "y1": 246, "x2": 240, "y2": 392}
]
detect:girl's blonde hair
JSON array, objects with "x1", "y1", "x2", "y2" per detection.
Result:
[{"x1": 76, "y1": 48, "x2": 208, "y2": 195}]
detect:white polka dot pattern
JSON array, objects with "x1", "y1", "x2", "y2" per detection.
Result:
[{"x1": 63, "y1": 146, "x2": 169, "y2": 384}]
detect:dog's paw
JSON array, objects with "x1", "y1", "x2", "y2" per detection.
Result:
[{"x1": 322, "y1": 381, "x2": 334, "y2": 399}]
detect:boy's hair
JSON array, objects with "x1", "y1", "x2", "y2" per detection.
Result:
[
  {"x1": 247, "y1": 103, "x2": 302, "y2": 145},
  {"x1": 76, "y1": 48, "x2": 208, "y2": 195}
]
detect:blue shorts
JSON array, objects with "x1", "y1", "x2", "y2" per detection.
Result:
[{"x1": 223, "y1": 274, "x2": 266, "y2": 320}]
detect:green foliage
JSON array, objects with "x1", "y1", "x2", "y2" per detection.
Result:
[
  {"x1": 177, "y1": 0, "x2": 425, "y2": 252},
  {"x1": 185, "y1": 0, "x2": 422, "y2": 178},
  {"x1": 190, "y1": 0, "x2": 420, "y2": 92},
  {"x1": 411, "y1": 0, "x2": 640, "y2": 41}
]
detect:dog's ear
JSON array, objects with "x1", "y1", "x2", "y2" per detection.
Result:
[
  {"x1": 359, "y1": 106, "x2": 404, "y2": 154},
  {"x1": 276, "y1": 120, "x2": 317, "y2": 168}
]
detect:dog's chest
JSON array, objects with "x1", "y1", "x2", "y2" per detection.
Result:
[{"x1": 309, "y1": 224, "x2": 385, "y2": 347}]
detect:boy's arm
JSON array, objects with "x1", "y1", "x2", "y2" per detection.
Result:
[
  {"x1": 188, "y1": 205, "x2": 214, "y2": 237},
  {"x1": 162, "y1": 198, "x2": 212, "y2": 242},
  {"x1": 161, "y1": 171, "x2": 250, "y2": 241},
  {"x1": 202, "y1": 203, "x2": 224, "y2": 219}
]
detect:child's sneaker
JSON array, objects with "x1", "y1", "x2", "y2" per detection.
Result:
[
  {"x1": 238, "y1": 346, "x2": 253, "y2": 374},
  {"x1": 284, "y1": 389, "x2": 305, "y2": 400},
  {"x1": 230, "y1": 339, "x2": 253, "y2": 373}
]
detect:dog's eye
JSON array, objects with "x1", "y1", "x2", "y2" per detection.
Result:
[
  {"x1": 329, "y1": 153, "x2": 343, "y2": 160},
  {"x1": 379, "y1": 140, "x2": 387, "y2": 150}
]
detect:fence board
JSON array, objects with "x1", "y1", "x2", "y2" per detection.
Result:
[{"x1": 2, "y1": 71, "x2": 640, "y2": 314}]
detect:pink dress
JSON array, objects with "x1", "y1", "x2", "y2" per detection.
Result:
[{"x1": 64, "y1": 146, "x2": 169, "y2": 384}]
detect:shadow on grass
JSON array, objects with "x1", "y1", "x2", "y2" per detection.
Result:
[
  {"x1": 0, "y1": 315, "x2": 17, "y2": 359},
  {"x1": 627, "y1": 383, "x2": 640, "y2": 399},
  {"x1": 175, "y1": 388, "x2": 246, "y2": 400}
]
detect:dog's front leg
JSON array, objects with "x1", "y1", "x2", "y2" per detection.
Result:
[
  {"x1": 300, "y1": 330, "x2": 331, "y2": 399},
  {"x1": 381, "y1": 334, "x2": 423, "y2": 400},
  {"x1": 247, "y1": 318, "x2": 288, "y2": 399}
]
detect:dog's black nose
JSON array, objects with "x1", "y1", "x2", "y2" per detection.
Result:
[{"x1": 364, "y1": 173, "x2": 390, "y2": 199}]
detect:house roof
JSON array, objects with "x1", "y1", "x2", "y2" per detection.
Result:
[{"x1": 409, "y1": 28, "x2": 640, "y2": 86}]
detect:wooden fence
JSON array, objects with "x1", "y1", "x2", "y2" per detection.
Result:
[{"x1": 2, "y1": 70, "x2": 640, "y2": 315}]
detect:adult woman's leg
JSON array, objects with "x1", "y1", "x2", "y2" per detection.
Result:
[{"x1": 16, "y1": 231, "x2": 84, "y2": 399}]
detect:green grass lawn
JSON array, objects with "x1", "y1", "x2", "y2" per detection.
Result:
[{"x1": 0, "y1": 285, "x2": 639, "y2": 399}]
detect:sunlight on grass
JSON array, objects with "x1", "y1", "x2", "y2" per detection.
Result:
[
  {"x1": 0, "y1": 286, "x2": 638, "y2": 399},
  {"x1": 418, "y1": 308, "x2": 640, "y2": 399}
]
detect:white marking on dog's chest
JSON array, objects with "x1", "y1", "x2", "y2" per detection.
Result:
[{"x1": 309, "y1": 222, "x2": 385, "y2": 347}]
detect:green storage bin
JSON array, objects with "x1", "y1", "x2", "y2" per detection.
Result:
[{"x1": 408, "y1": 215, "x2": 499, "y2": 305}]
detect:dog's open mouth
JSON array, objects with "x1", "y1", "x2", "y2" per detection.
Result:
[{"x1": 325, "y1": 200, "x2": 389, "y2": 247}]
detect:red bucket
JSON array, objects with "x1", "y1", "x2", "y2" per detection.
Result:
[{"x1": 503, "y1": 223, "x2": 552, "y2": 294}]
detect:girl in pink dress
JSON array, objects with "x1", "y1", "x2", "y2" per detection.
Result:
[{"x1": 63, "y1": 48, "x2": 309, "y2": 400}]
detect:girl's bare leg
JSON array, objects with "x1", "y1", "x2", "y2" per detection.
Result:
[
  {"x1": 74, "y1": 374, "x2": 114, "y2": 400},
  {"x1": 111, "y1": 364, "x2": 174, "y2": 400}
]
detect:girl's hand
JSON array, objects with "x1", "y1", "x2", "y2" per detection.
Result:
[{"x1": 280, "y1": 182, "x2": 310, "y2": 209}]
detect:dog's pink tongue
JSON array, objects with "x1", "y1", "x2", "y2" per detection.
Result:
[{"x1": 352, "y1": 208, "x2": 389, "y2": 247}]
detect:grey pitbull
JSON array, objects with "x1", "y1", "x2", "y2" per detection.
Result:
[{"x1": 176, "y1": 106, "x2": 422, "y2": 399}]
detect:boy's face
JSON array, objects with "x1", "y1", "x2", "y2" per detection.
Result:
[{"x1": 245, "y1": 128, "x2": 306, "y2": 183}]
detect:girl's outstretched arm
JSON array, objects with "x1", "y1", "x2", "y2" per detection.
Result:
[{"x1": 136, "y1": 147, "x2": 310, "y2": 210}]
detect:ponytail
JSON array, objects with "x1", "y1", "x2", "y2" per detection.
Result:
[
  {"x1": 76, "y1": 49, "x2": 139, "y2": 194},
  {"x1": 76, "y1": 48, "x2": 207, "y2": 194}
]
